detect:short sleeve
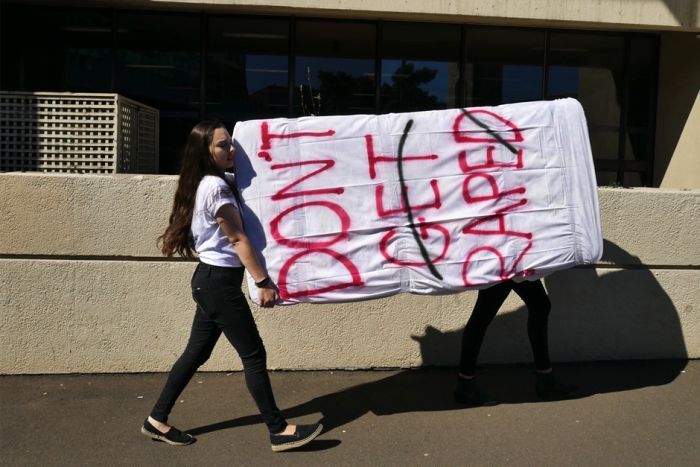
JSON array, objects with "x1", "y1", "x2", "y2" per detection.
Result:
[{"x1": 206, "y1": 178, "x2": 239, "y2": 217}]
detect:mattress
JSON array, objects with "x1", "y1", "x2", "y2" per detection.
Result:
[{"x1": 232, "y1": 98, "x2": 603, "y2": 304}]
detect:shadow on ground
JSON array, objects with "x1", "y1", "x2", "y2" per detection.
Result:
[
  {"x1": 188, "y1": 240, "x2": 687, "y2": 441},
  {"x1": 187, "y1": 360, "x2": 687, "y2": 437}
]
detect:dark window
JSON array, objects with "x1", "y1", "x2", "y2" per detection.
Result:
[
  {"x1": 596, "y1": 171, "x2": 620, "y2": 186},
  {"x1": 115, "y1": 13, "x2": 200, "y2": 112},
  {"x1": 380, "y1": 22, "x2": 461, "y2": 113},
  {"x1": 624, "y1": 36, "x2": 657, "y2": 179},
  {"x1": 546, "y1": 32, "x2": 658, "y2": 185},
  {"x1": 295, "y1": 20, "x2": 376, "y2": 116},
  {"x1": 1, "y1": 6, "x2": 112, "y2": 92},
  {"x1": 547, "y1": 32, "x2": 625, "y2": 173},
  {"x1": 115, "y1": 12, "x2": 201, "y2": 173},
  {"x1": 623, "y1": 171, "x2": 647, "y2": 187},
  {"x1": 465, "y1": 28, "x2": 545, "y2": 106},
  {"x1": 207, "y1": 17, "x2": 289, "y2": 123},
  {"x1": 0, "y1": 5, "x2": 660, "y2": 183}
]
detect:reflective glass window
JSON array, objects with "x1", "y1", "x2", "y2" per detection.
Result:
[
  {"x1": 623, "y1": 171, "x2": 648, "y2": 187},
  {"x1": 0, "y1": 7, "x2": 661, "y2": 183},
  {"x1": 595, "y1": 171, "x2": 619, "y2": 186},
  {"x1": 547, "y1": 32, "x2": 625, "y2": 161},
  {"x1": 380, "y1": 22, "x2": 460, "y2": 113},
  {"x1": 295, "y1": 21, "x2": 376, "y2": 116},
  {"x1": 624, "y1": 36, "x2": 657, "y2": 166},
  {"x1": 115, "y1": 13, "x2": 200, "y2": 173},
  {"x1": 1, "y1": 6, "x2": 112, "y2": 92},
  {"x1": 464, "y1": 28, "x2": 544, "y2": 106},
  {"x1": 115, "y1": 13, "x2": 200, "y2": 112},
  {"x1": 207, "y1": 17, "x2": 289, "y2": 122}
]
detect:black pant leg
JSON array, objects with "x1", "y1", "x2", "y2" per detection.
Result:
[
  {"x1": 218, "y1": 299, "x2": 286, "y2": 434},
  {"x1": 150, "y1": 308, "x2": 221, "y2": 423},
  {"x1": 512, "y1": 279, "x2": 552, "y2": 371},
  {"x1": 194, "y1": 265, "x2": 287, "y2": 435},
  {"x1": 459, "y1": 281, "x2": 514, "y2": 376}
]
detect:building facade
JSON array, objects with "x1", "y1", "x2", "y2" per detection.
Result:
[
  {"x1": 1, "y1": 1, "x2": 699, "y2": 373},
  {"x1": 2, "y1": 0, "x2": 698, "y2": 186}
]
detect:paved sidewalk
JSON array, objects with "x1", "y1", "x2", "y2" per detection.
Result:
[{"x1": 1, "y1": 360, "x2": 698, "y2": 466}]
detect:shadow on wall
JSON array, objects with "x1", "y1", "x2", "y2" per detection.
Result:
[
  {"x1": 546, "y1": 239, "x2": 687, "y2": 360},
  {"x1": 187, "y1": 240, "x2": 687, "y2": 436},
  {"x1": 414, "y1": 239, "x2": 687, "y2": 366}
]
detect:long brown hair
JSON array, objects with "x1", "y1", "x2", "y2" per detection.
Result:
[{"x1": 158, "y1": 119, "x2": 229, "y2": 258}]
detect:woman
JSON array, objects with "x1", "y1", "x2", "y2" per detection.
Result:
[
  {"x1": 141, "y1": 120, "x2": 322, "y2": 452},
  {"x1": 455, "y1": 278, "x2": 575, "y2": 405}
]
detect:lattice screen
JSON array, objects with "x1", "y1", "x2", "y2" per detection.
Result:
[{"x1": 0, "y1": 92, "x2": 158, "y2": 174}]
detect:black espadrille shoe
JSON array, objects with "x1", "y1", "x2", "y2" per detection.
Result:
[
  {"x1": 270, "y1": 423, "x2": 323, "y2": 452},
  {"x1": 453, "y1": 378, "x2": 498, "y2": 406},
  {"x1": 535, "y1": 372, "x2": 577, "y2": 400},
  {"x1": 141, "y1": 419, "x2": 196, "y2": 446}
]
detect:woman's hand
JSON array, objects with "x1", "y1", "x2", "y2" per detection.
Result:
[{"x1": 257, "y1": 283, "x2": 279, "y2": 308}]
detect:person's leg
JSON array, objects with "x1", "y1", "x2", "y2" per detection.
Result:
[
  {"x1": 455, "y1": 280, "x2": 513, "y2": 405},
  {"x1": 459, "y1": 280, "x2": 514, "y2": 376},
  {"x1": 511, "y1": 279, "x2": 551, "y2": 372},
  {"x1": 149, "y1": 308, "x2": 221, "y2": 424},
  {"x1": 201, "y1": 267, "x2": 287, "y2": 435},
  {"x1": 218, "y1": 297, "x2": 287, "y2": 434},
  {"x1": 512, "y1": 279, "x2": 575, "y2": 399}
]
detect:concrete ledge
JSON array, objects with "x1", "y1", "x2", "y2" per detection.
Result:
[
  {"x1": 123, "y1": 0, "x2": 700, "y2": 30},
  {"x1": 598, "y1": 188, "x2": 700, "y2": 266},
  {"x1": 0, "y1": 173, "x2": 175, "y2": 257},
  {"x1": 1, "y1": 174, "x2": 698, "y2": 266}
]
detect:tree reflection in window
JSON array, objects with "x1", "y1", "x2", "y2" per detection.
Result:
[
  {"x1": 295, "y1": 21, "x2": 376, "y2": 116},
  {"x1": 381, "y1": 63, "x2": 443, "y2": 112},
  {"x1": 381, "y1": 22, "x2": 460, "y2": 113}
]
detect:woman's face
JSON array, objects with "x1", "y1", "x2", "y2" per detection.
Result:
[{"x1": 209, "y1": 127, "x2": 235, "y2": 172}]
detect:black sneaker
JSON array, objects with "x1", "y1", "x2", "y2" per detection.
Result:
[
  {"x1": 453, "y1": 378, "x2": 498, "y2": 406},
  {"x1": 141, "y1": 419, "x2": 196, "y2": 446},
  {"x1": 535, "y1": 372, "x2": 576, "y2": 400},
  {"x1": 270, "y1": 423, "x2": 323, "y2": 452}
]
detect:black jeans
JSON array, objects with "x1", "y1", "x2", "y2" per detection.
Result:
[
  {"x1": 459, "y1": 279, "x2": 552, "y2": 376},
  {"x1": 150, "y1": 262, "x2": 287, "y2": 434}
]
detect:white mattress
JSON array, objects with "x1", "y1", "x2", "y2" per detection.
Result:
[{"x1": 233, "y1": 98, "x2": 603, "y2": 304}]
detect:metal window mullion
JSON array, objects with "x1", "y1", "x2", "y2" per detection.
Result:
[
  {"x1": 458, "y1": 25, "x2": 467, "y2": 107},
  {"x1": 288, "y1": 17, "x2": 295, "y2": 118},
  {"x1": 648, "y1": 35, "x2": 661, "y2": 186},
  {"x1": 617, "y1": 34, "x2": 631, "y2": 185},
  {"x1": 542, "y1": 29, "x2": 549, "y2": 100},
  {"x1": 200, "y1": 11, "x2": 207, "y2": 120},
  {"x1": 375, "y1": 20, "x2": 382, "y2": 114},
  {"x1": 110, "y1": 8, "x2": 117, "y2": 93}
]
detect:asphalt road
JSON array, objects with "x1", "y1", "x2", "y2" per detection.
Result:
[{"x1": 1, "y1": 360, "x2": 698, "y2": 466}]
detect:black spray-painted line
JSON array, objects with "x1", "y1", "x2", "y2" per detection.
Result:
[
  {"x1": 397, "y1": 119, "x2": 444, "y2": 281},
  {"x1": 461, "y1": 108, "x2": 518, "y2": 155}
]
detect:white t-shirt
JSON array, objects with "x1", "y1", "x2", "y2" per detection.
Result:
[{"x1": 191, "y1": 173, "x2": 242, "y2": 267}]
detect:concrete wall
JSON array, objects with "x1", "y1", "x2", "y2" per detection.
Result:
[
  {"x1": 1, "y1": 173, "x2": 698, "y2": 374},
  {"x1": 99, "y1": 0, "x2": 700, "y2": 30},
  {"x1": 655, "y1": 31, "x2": 700, "y2": 189}
]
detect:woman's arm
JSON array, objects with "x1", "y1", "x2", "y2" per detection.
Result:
[{"x1": 215, "y1": 204, "x2": 278, "y2": 308}]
